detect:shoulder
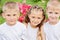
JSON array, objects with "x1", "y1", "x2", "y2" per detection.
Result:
[
  {"x1": 56, "y1": 20, "x2": 60, "y2": 26},
  {"x1": 59, "y1": 20, "x2": 60, "y2": 24},
  {"x1": 0, "y1": 22, "x2": 8, "y2": 34},
  {"x1": 0, "y1": 22, "x2": 6, "y2": 29},
  {"x1": 0, "y1": 23, "x2": 5, "y2": 27},
  {"x1": 43, "y1": 22, "x2": 49, "y2": 28},
  {"x1": 43, "y1": 22, "x2": 50, "y2": 32},
  {"x1": 17, "y1": 21, "x2": 26, "y2": 27},
  {"x1": 16, "y1": 21, "x2": 26, "y2": 30}
]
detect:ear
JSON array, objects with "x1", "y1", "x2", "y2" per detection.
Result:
[{"x1": 2, "y1": 13, "x2": 6, "y2": 18}]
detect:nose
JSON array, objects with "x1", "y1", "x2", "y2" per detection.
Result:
[
  {"x1": 52, "y1": 13, "x2": 55, "y2": 16},
  {"x1": 34, "y1": 18, "x2": 38, "y2": 22},
  {"x1": 10, "y1": 16, "x2": 14, "y2": 20}
]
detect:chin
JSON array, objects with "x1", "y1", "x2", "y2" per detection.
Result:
[
  {"x1": 32, "y1": 24, "x2": 38, "y2": 26},
  {"x1": 9, "y1": 22, "x2": 16, "y2": 25},
  {"x1": 9, "y1": 24, "x2": 16, "y2": 26}
]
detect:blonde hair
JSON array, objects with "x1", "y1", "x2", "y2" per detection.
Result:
[
  {"x1": 2, "y1": 2, "x2": 19, "y2": 12},
  {"x1": 47, "y1": 1, "x2": 60, "y2": 11}
]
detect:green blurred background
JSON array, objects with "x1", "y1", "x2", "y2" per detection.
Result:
[{"x1": 0, "y1": 0, "x2": 49, "y2": 24}]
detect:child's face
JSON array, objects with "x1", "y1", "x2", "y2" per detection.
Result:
[
  {"x1": 2, "y1": 11, "x2": 19, "y2": 26},
  {"x1": 28, "y1": 10, "x2": 43, "y2": 27},
  {"x1": 47, "y1": 7, "x2": 60, "y2": 23}
]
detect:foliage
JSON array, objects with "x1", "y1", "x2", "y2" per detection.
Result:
[
  {"x1": 31, "y1": 0, "x2": 41, "y2": 2},
  {"x1": 0, "y1": 16, "x2": 5, "y2": 24}
]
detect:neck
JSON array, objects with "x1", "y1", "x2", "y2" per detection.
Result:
[
  {"x1": 6, "y1": 22, "x2": 16, "y2": 26},
  {"x1": 30, "y1": 23, "x2": 37, "y2": 29},
  {"x1": 49, "y1": 20, "x2": 59, "y2": 25}
]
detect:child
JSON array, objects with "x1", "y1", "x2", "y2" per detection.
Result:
[
  {"x1": 24, "y1": 5, "x2": 45, "y2": 40},
  {"x1": 0, "y1": 2, "x2": 26, "y2": 40},
  {"x1": 43, "y1": 1, "x2": 60, "y2": 40}
]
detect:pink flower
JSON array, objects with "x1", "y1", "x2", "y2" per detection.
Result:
[
  {"x1": 18, "y1": 16, "x2": 25, "y2": 22},
  {"x1": 18, "y1": 3, "x2": 31, "y2": 22},
  {"x1": 18, "y1": 3, "x2": 31, "y2": 15}
]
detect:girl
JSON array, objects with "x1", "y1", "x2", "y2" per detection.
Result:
[{"x1": 24, "y1": 5, "x2": 45, "y2": 40}]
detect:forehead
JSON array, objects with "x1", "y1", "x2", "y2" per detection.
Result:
[
  {"x1": 30, "y1": 13, "x2": 43, "y2": 18},
  {"x1": 47, "y1": 5, "x2": 60, "y2": 13},
  {"x1": 31, "y1": 9, "x2": 43, "y2": 14},
  {"x1": 4, "y1": 11, "x2": 19, "y2": 14},
  {"x1": 4, "y1": 9, "x2": 19, "y2": 14},
  {"x1": 30, "y1": 10, "x2": 43, "y2": 17}
]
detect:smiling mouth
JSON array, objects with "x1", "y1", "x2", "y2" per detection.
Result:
[{"x1": 33, "y1": 23, "x2": 38, "y2": 24}]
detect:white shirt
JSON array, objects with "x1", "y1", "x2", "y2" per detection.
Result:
[
  {"x1": 24, "y1": 23, "x2": 39, "y2": 40},
  {"x1": 43, "y1": 21, "x2": 60, "y2": 40},
  {"x1": 0, "y1": 21, "x2": 26, "y2": 40}
]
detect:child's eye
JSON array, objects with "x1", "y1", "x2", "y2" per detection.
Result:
[
  {"x1": 38, "y1": 17, "x2": 41, "y2": 19},
  {"x1": 32, "y1": 16, "x2": 35, "y2": 18},
  {"x1": 49, "y1": 12, "x2": 52, "y2": 14},
  {"x1": 13, "y1": 14, "x2": 16, "y2": 16},
  {"x1": 55, "y1": 12, "x2": 58, "y2": 14},
  {"x1": 7, "y1": 14, "x2": 10, "y2": 16}
]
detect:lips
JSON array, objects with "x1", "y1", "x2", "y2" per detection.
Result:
[{"x1": 9, "y1": 20, "x2": 16, "y2": 22}]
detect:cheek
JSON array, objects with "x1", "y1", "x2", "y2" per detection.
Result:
[
  {"x1": 13, "y1": 15, "x2": 19, "y2": 19},
  {"x1": 48, "y1": 14, "x2": 52, "y2": 18},
  {"x1": 30, "y1": 19, "x2": 34, "y2": 22},
  {"x1": 29, "y1": 17, "x2": 34, "y2": 22},
  {"x1": 38, "y1": 19, "x2": 42, "y2": 23},
  {"x1": 56, "y1": 15, "x2": 60, "y2": 19},
  {"x1": 5, "y1": 16, "x2": 11, "y2": 20},
  {"x1": 13, "y1": 17, "x2": 18, "y2": 21},
  {"x1": 56, "y1": 14, "x2": 60, "y2": 17},
  {"x1": 5, "y1": 17, "x2": 10, "y2": 21},
  {"x1": 14, "y1": 16, "x2": 18, "y2": 19}
]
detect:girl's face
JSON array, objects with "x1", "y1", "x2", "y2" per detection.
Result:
[
  {"x1": 47, "y1": 7, "x2": 60, "y2": 23},
  {"x1": 28, "y1": 10, "x2": 44, "y2": 27}
]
